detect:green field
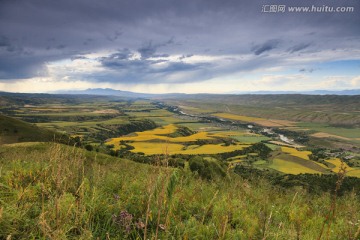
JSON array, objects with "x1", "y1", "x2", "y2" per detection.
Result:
[
  {"x1": 232, "y1": 135, "x2": 271, "y2": 143},
  {"x1": 296, "y1": 122, "x2": 360, "y2": 139}
]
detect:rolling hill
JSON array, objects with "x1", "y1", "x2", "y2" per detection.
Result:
[{"x1": 0, "y1": 114, "x2": 69, "y2": 144}]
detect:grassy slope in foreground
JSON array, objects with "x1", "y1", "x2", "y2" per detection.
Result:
[{"x1": 0, "y1": 142, "x2": 359, "y2": 239}]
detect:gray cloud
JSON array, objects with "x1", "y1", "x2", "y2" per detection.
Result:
[
  {"x1": 0, "y1": 57, "x2": 48, "y2": 79},
  {"x1": 106, "y1": 49, "x2": 133, "y2": 61},
  {"x1": 251, "y1": 40, "x2": 280, "y2": 55},
  {"x1": 0, "y1": 0, "x2": 359, "y2": 85},
  {"x1": 138, "y1": 43, "x2": 157, "y2": 60},
  {"x1": 138, "y1": 38, "x2": 174, "y2": 59},
  {"x1": 98, "y1": 48, "x2": 210, "y2": 83},
  {"x1": 0, "y1": 36, "x2": 10, "y2": 47},
  {"x1": 288, "y1": 43, "x2": 311, "y2": 53}
]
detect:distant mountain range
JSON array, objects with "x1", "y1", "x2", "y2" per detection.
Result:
[
  {"x1": 54, "y1": 88, "x2": 360, "y2": 97},
  {"x1": 54, "y1": 88, "x2": 185, "y2": 98},
  {"x1": 55, "y1": 88, "x2": 147, "y2": 97},
  {"x1": 230, "y1": 89, "x2": 360, "y2": 95}
]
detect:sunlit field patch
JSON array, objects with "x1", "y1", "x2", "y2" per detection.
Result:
[
  {"x1": 179, "y1": 143, "x2": 248, "y2": 155},
  {"x1": 346, "y1": 169, "x2": 360, "y2": 178},
  {"x1": 129, "y1": 142, "x2": 249, "y2": 155},
  {"x1": 325, "y1": 158, "x2": 354, "y2": 173},
  {"x1": 269, "y1": 158, "x2": 321, "y2": 174},
  {"x1": 129, "y1": 142, "x2": 184, "y2": 155},
  {"x1": 280, "y1": 147, "x2": 332, "y2": 170},
  {"x1": 281, "y1": 146, "x2": 311, "y2": 160},
  {"x1": 107, "y1": 124, "x2": 251, "y2": 155},
  {"x1": 109, "y1": 124, "x2": 219, "y2": 144}
]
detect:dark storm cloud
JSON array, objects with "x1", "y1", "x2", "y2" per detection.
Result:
[
  {"x1": 138, "y1": 38, "x2": 174, "y2": 59},
  {"x1": 0, "y1": 57, "x2": 47, "y2": 79},
  {"x1": 0, "y1": 36, "x2": 11, "y2": 48},
  {"x1": 98, "y1": 48, "x2": 209, "y2": 83},
  {"x1": 106, "y1": 49, "x2": 133, "y2": 61},
  {"x1": 138, "y1": 44, "x2": 157, "y2": 60},
  {"x1": 101, "y1": 58, "x2": 147, "y2": 70},
  {"x1": 85, "y1": 63, "x2": 211, "y2": 84},
  {"x1": 159, "y1": 62, "x2": 203, "y2": 73},
  {"x1": 0, "y1": 0, "x2": 359, "y2": 83}
]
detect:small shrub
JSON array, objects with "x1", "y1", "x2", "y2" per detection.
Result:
[{"x1": 189, "y1": 156, "x2": 226, "y2": 180}]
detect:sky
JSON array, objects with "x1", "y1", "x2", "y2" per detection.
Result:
[{"x1": 0, "y1": 0, "x2": 360, "y2": 94}]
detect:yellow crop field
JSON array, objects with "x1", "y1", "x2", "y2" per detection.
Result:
[
  {"x1": 130, "y1": 142, "x2": 184, "y2": 155},
  {"x1": 107, "y1": 124, "x2": 251, "y2": 155},
  {"x1": 108, "y1": 125, "x2": 246, "y2": 144},
  {"x1": 180, "y1": 143, "x2": 248, "y2": 155},
  {"x1": 325, "y1": 158, "x2": 354, "y2": 173},
  {"x1": 186, "y1": 145, "x2": 201, "y2": 150},
  {"x1": 209, "y1": 131, "x2": 247, "y2": 138},
  {"x1": 107, "y1": 124, "x2": 177, "y2": 144},
  {"x1": 106, "y1": 135, "x2": 155, "y2": 144},
  {"x1": 270, "y1": 158, "x2": 321, "y2": 174},
  {"x1": 108, "y1": 125, "x2": 216, "y2": 145},
  {"x1": 129, "y1": 142, "x2": 248, "y2": 155},
  {"x1": 169, "y1": 132, "x2": 213, "y2": 142},
  {"x1": 142, "y1": 124, "x2": 177, "y2": 135},
  {"x1": 347, "y1": 169, "x2": 360, "y2": 178},
  {"x1": 281, "y1": 147, "x2": 311, "y2": 160}
]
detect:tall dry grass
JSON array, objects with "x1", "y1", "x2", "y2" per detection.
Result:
[{"x1": 0, "y1": 142, "x2": 359, "y2": 239}]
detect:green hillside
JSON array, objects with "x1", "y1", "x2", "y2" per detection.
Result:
[
  {"x1": 164, "y1": 94, "x2": 360, "y2": 126},
  {"x1": 0, "y1": 142, "x2": 359, "y2": 239},
  {"x1": 0, "y1": 114, "x2": 68, "y2": 144}
]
